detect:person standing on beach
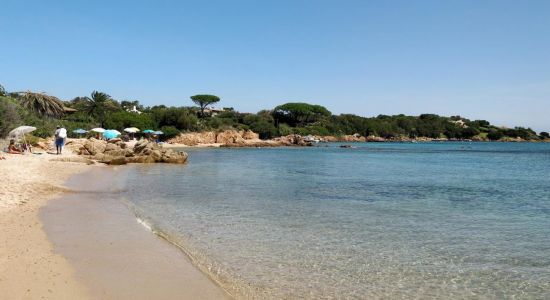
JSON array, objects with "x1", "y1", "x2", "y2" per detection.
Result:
[{"x1": 54, "y1": 125, "x2": 67, "y2": 155}]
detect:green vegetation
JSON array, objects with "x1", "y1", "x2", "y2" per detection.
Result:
[
  {"x1": 0, "y1": 83, "x2": 546, "y2": 142},
  {"x1": 83, "y1": 91, "x2": 119, "y2": 128},
  {"x1": 16, "y1": 91, "x2": 66, "y2": 118},
  {"x1": 190, "y1": 94, "x2": 220, "y2": 117}
]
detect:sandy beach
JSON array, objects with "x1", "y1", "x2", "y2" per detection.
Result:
[
  {"x1": 0, "y1": 153, "x2": 94, "y2": 299},
  {"x1": 0, "y1": 152, "x2": 230, "y2": 299}
]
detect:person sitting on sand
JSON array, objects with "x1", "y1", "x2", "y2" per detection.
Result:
[
  {"x1": 8, "y1": 139, "x2": 22, "y2": 154},
  {"x1": 21, "y1": 142, "x2": 32, "y2": 153}
]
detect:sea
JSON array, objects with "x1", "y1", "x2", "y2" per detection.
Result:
[{"x1": 115, "y1": 142, "x2": 550, "y2": 299}]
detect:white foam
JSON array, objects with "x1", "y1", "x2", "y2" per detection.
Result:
[{"x1": 136, "y1": 217, "x2": 153, "y2": 232}]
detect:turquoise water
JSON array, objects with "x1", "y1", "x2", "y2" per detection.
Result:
[{"x1": 121, "y1": 142, "x2": 550, "y2": 299}]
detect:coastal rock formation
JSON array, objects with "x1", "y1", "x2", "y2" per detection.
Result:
[
  {"x1": 169, "y1": 131, "x2": 217, "y2": 146},
  {"x1": 168, "y1": 130, "x2": 319, "y2": 147},
  {"x1": 75, "y1": 138, "x2": 187, "y2": 165},
  {"x1": 242, "y1": 130, "x2": 260, "y2": 140},
  {"x1": 215, "y1": 130, "x2": 246, "y2": 144},
  {"x1": 272, "y1": 134, "x2": 312, "y2": 146},
  {"x1": 167, "y1": 130, "x2": 261, "y2": 146},
  {"x1": 82, "y1": 139, "x2": 107, "y2": 155}
]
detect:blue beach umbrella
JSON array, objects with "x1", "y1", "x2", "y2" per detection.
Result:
[
  {"x1": 73, "y1": 128, "x2": 88, "y2": 138},
  {"x1": 103, "y1": 129, "x2": 121, "y2": 140},
  {"x1": 142, "y1": 129, "x2": 155, "y2": 134}
]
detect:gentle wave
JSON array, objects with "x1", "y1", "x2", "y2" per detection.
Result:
[{"x1": 120, "y1": 197, "x2": 262, "y2": 299}]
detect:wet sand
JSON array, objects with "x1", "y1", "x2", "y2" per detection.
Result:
[
  {"x1": 0, "y1": 154, "x2": 94, "y2": 299},
  {"x1": 40, "y1": 167, "x2": 230, "y2": 299}
]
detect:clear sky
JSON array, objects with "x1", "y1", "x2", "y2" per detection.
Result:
[{"x1": 1, "y1": 0, "x2": 549, "y2": 131}]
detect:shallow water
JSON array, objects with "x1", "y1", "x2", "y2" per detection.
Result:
[
  {"x1": 120, "y1": 142, "x2": 550, "y2": 299},
  {"x1": 40, "y1": 167, "x2": 230, "y2": 300}
]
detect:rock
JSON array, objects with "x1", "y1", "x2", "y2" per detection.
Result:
[
  {"x1": 151, "y1": 150, "x2": 162, "y2": 160},
  {"x1": 167, "y1": 130, "x2": 262, "y2": 146},
  {"x1": 130, "y1": 140, "x2": 188, "y2": 164},
  {"x1": 160, "y1": 149, "x2": 188, "y2": 163},
  {"x1": 79, "y1": 147, "x2": 91, "y2": 156},
  {"x1": 76, "y1": 138, "x2": 186, "y2": 165},
  {"x1": 104, "y1": 143, "x2": 120, "y2": 152},
  {"x1": 134, "y1": 139, "x2": 154, "y2": 154},
  {"x1": 104, "y1": 149, "x2": 128, "y2": 157},
  {"x1": 242, "y1": 130, "x2": 259, "y2": 140},
  {"x1": 365, "y1": 135, "x2": 386, "y2": 142},
  {"x1": 84, "y1": 138, "x2": 107, "y2": 155},
  {"x1": 167, "y1": 131, "x2": 216, "y2": 145},
  {"x1": 98, "y1": 154, "x2": 113, "y2": 164},
  {"x1": 127, "y1": 155, "x2": 156, "y2": 163},
  {"x1": 216, "y1": 130, "x2": 245, "y2": 144},
  {"x1": 108, "y1": 138, "x2": 122, "y2": 143},
  {"x1": 108, "y1": 156, "x2": 128, "y2": 165},
  {"x1": 124, "y1": 148, "x2": 134, "y2": 157}
]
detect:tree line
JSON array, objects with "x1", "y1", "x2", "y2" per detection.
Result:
[{"x1": 0, "y1": 84, "x2": 548, "y2": 141}]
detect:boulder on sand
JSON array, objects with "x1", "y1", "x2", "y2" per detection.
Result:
[
  {"x1": 83, "y1": 138, "x2": 107, "y2": 155},
  {"x1": 132, "y1": 140, "x2": 188, "y2": 164},
  {"x1": 78, "y1": 138, "x2": 187, "y2": 165}
]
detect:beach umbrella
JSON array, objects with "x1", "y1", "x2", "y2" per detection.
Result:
[
  {"x1": 142, "y1": 129, "x2": 155, "y2": 134},
  {"x1": 8, "y1": 126, "x2": 36, "y2": 152},
  {"x1": 91, "y1": 128, "x2": 105, "y2": 133},
  {"x1": 124, "y1": 127, "x2": 140, "y2": 133},
  {"x1": 9, "y1": 126, "x2": 37, "y2": 138},
  {"x1": 103, "y1": 130, "x2": 121, "y2": 140},
  {"x1": 124, "y1": 127, "x2": 140, "y2": 139},
  {"x1": 73, "y1": 128, "x2": 88, "y2": 138},
  {"x1": 109, "y1": 129, "x2": 122, "y2": 135},
  {"x1": 153, "y1": 131, "x2": 164, "y2": 135}
]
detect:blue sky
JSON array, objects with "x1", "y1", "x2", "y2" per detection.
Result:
[{"x1": 1, "y1": 0, "x2": 549, "y2": 131}]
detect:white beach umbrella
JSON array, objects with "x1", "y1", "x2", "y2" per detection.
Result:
[
  {"x1": 90, "y1": 128, "x2": 105, "y2": 133},
  {"x1": 8, "y1": 126, "x2": 37, "y2": 138},
  {"x1": 109, "y1": 129, "x2": 122, "y2": 135},
  {"x1": 8, "y1": 126, "x2": 36, "y2": 152},
  {"x1": 124, "y1": 127, "x2": 140, "y2": 133}
]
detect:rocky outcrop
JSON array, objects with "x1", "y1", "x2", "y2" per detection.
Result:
[
  {"x1": 76, "y1": 139, "x2": 187, "y2": 165},
  {"x1": 272, "y1": 134, "x2": 312, "y2": 146},
  {"x1": 215, "y1": 130, "x2": 246, "y2": 144},
  {"x1": 168, "y1": 130, "x2": 319, "y2": 147},
  {"x1": 168, "y1": 131, "x2": 217, "y2": 146},
  {"x1": 167, "y1": 130, "x2": 262, "y2": 146},
  {"x1": 82, "y1": 138, "x2": 107, "y2": 155},
  {"x1": 132, "y1": 140, "x2": 188, "y2": 163}
]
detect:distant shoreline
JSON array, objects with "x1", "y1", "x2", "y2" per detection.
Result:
[{"x1": 163, "y1": 130, "x2": 550, "y2": 148}]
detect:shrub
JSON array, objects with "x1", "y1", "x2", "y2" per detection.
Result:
[
  {"x1": 487, "y1": 130, "x2": 504, "y2": 141},
  {"x1": 0, "y1": 96, "x2": 22, "y2": 138},
  {"x1": 159, "y1": 126, "x2": 180, "y2": 140}
]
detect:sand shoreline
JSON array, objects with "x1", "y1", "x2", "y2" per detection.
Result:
[
  {"x1": 0, "y1": 153, "x2": 95, "y2": 299},
  {"x1": 1, "y1": 154, "x2": 230, "y2": 299}
]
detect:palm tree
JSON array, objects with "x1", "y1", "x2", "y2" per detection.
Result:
[
  {"x1": 84, "y1": 91, "x2": 118, "y2": 128},
  {"x1": 16, "y1": 91, "x2": 66, "y2": 118}
]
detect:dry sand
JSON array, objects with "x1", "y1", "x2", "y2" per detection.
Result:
[{"x1": 0, "y1": 152, "x2": 95, "y2": 299}]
